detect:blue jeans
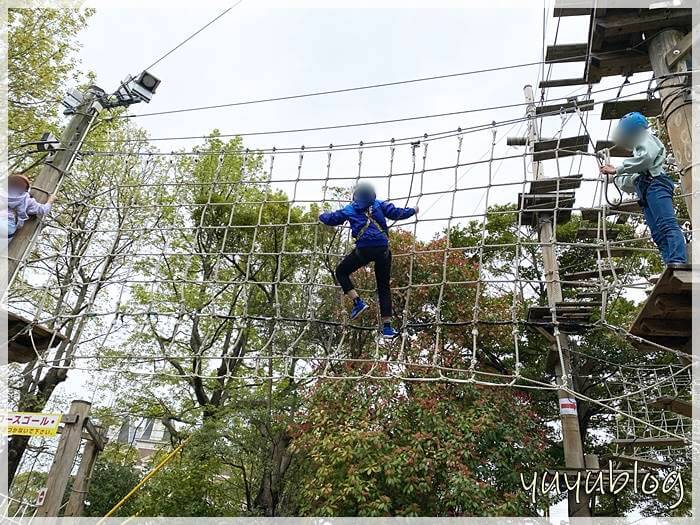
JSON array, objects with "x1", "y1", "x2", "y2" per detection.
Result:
[
  {"x1": 635, "y1": 174, "x2": 687, "y2": 264},
  {"x1": 5, "y1": 218, "x2": 16, "y2": 239}
]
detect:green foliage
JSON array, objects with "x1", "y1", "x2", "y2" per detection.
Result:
[
  {"x1": 8, "y1": 7, "x2": 94, "y2": 162},
  {"x1": 84, "y1": 445, "x2": 142, "y2": 517},
  {"x1": 288, "y1": 379, "x2": 551, "y2": 516}
]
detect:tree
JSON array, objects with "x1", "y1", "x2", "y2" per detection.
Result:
[
  {"x1": 7, "y1": 122, "x2": 164, "y2": 484},
  {"x1": 8, "y1": 7, "x2": 94, "y2": 167}
]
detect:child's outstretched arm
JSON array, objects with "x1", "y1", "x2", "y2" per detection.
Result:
[
  {"x1": 25, "y1": 194, "x2": 55, "y2": 218},
  {"x1": 319, "y1": 208, "x2": 348, "y2": 227},
  {"x1": 380, "y1": 201, "x2": 417, "y2": 221}
]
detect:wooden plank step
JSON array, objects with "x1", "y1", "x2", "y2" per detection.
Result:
[
  {"x1": 556, "y1": 301, "x2": 602, "y2": 308},
  {"x1": 547, "y1": 306, "x2": 597, "y2": 314},
  {"x1": 588, "y1": 50, "x2": 652, "y2": 80},
  {"x1": 648, "y1": 396, "x2": 692, "y2": 418},
  {"x1": 533, "y1": 135, "x2": 589, "y2": 161},
  {"x1": 580, "y1": 204, "x2": 641, "y2": 223},
  {"x1": 597, "y1": 248, "x2": 640, "y2": 257},
  {"x1": 536, "y1": 100, "x2": 594, "y2": 116},
  {"x1": 595, "y1": 140, "x2": 633, "y2": 158},
  {"x1": 529, "y1": 174, "x2": 583, "y2": 193},
  {"x1": 539, "y1": 77, "x2": 592, "y2": 89},
  {"x1": 600, "y1": 98, "x2": 662, "y2": 120},
  {"x1": 605, "y1": 454, "x2": 673, "y2": 470},
  {"x1": 545, "y1": 43, "x2": 589, "y2": 63},
  {"x1": 577, "y1": 292, "x2": 603, "y2": 299},
  {"x1": 518, "y1": 193, "x2": 575, "y2": 227},
  {"x1": 576, "y1": 228, "x2": 620, "y2": 240},
  {"x1": 553, "y1": 7, "x2": 591, "y2": 17},
  {"x1": 613, "y1": 437, "x2": 687, "y2": 448},
  {"x1": 562, "y1": 268, "x2": 625, "y2": 281}
]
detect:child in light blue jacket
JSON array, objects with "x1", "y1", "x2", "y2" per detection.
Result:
[
  {"x1": 5, "y1": 173, "x2": 55, "y2": 239},
  {"x1": 599, "y1": 112, "x2": 687, "y2": 265}
]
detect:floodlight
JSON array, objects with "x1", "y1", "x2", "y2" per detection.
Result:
[
  {"x1": 126, "y1": 70, "x2": 161, "y2": 103},
  {"x1": 61, "y1": 89, "x2": 84, "y2": 114}
]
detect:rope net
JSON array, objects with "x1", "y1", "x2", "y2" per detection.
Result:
[{"x1": 6, "y1": 77, "x2": 693, "y2": 450}]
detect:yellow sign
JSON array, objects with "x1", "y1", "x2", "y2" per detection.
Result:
[{"x1": 2, "y1": 412, "x2": 62, "y2": 436}]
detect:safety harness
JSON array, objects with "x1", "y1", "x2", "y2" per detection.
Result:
[{"x1": 355, "y1": 207, "x2": 389, "y2": 242}]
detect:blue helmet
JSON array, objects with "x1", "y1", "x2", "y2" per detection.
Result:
[
  {"x1": 352, "y1": 182, "x2": 376, "y2": 207},
  {"x1": 617, "y1": 112, "x2": 649, "y2": 136}
]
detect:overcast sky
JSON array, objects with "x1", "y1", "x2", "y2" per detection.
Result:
[{"x1": 43, "y1": 4, "x2": 657, "y2": 517}]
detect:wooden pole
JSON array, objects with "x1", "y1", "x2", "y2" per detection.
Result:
[
  {"x1": 7, "y1": 92, "x2": 100, "y2": 285},
  {"x1": 524, "y1": 85, "x2": 590, "y2": 517},
  {"x1": 35, "y1": 400, "x2": 91, "y2": 517},
  {"x1": 64, "y1": 425, "x2": 105, "y2": 517},
  {"x1": 647, "y1": 29, "x2": 694, "y2": 226}
]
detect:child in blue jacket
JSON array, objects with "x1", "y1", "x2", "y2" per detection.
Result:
[
  {"x1": 599, "y1": 112, "x2": 687, "y2": 265},
  {"x1": 319, "y1": 182, "x2": 417, "y2": 339}
]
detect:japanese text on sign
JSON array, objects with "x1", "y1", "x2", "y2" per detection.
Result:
[{"x1": 2, "y1": 412, "x2": 62, "y2": 436}]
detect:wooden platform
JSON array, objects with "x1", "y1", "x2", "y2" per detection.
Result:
[
  {"x1": 629, "y1": 264, "x2": 693, "y2": 353},
  {"x1": 5, "y1": 310, "x2": 66, "y2": 363},
  {"x1": 648, "y1": 396, "x2": 692, "y2": 418},
  {"x1": 547, "y1": 6, "x2": 692, "y2": 85}
]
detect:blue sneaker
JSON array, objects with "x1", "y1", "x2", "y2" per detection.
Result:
[
  {"x1": 381, "y1": 325, "x2": 399, "y2": 340},
  {"x1": 350, "y1": 299, "x2": 368, "y2": 320}
]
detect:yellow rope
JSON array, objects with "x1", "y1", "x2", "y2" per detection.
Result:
[{"x1": 97, "y1": 436, "x2": 192, "y2": 522}]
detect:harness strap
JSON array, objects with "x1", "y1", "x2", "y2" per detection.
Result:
[{"x1": 356, "y1": 208, "x2": 388, "y2": 242}]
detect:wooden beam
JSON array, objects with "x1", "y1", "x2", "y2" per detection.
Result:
[
  {"x1": 84, "y1": 418, "x2": 106, "y2": 450},
  {"x1": 36, "y1": 401, "x2": 92, "y2": 517},
  {"x1": 666, "y1": 30, "x2": 694, "y2": 68},
  {"x1": 595, "y1": 9, "x2": 691, "y2": 39}
]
